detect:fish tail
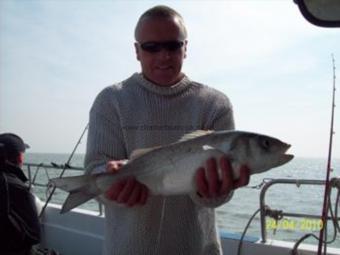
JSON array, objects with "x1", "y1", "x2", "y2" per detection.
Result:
[
  {"x1": 60, "y1": 189, "x2": 98, "y2": 213},
  {"x1": 50, "y1": 175, "x2": 93, "y2": 192},
  {"x1": 50, "y1": 175, "x2": 100, "y2": 213}
]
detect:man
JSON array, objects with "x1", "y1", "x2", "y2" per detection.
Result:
[
  {"x1": 85, "y1": 5, "x2": 249, "y2": 255},
  {"x1": 0, "y1": 133, "x2": 40, "y2": 255}
]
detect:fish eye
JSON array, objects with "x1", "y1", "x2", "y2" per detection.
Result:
[{"x1": 261, "y1": 139, "x2": 270, "y2": 150}]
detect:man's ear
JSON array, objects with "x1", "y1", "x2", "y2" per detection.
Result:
[
  {"x1": 17, "y1": 152, "x2": 24, "y2": 167},
  {"x1": 183, "y1": 40, "x2": 188, "y2": 59},
  {"x1": 134, "y1": 42, "x2": 141, "y2": 61}
]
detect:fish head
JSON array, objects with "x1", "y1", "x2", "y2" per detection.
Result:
[{"x1": 230, "y1": 132, "x2": 294, "y2": 174}]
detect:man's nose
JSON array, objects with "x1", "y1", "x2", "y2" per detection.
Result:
[{"x1": 157, "y1": 49, "x2": 171, "y2": 59}]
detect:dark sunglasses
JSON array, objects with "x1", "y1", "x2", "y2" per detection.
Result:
[{"x1": 139, "y1": 40, "x2": 184, "y2": 53}]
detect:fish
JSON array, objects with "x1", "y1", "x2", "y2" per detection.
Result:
[{"x1": 50, "y1": 130, "x2": 294, "y2": 213}]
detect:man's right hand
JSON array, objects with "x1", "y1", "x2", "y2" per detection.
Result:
[{"x1": 104, "y1": 160, "x2": 149, "y2": 207}]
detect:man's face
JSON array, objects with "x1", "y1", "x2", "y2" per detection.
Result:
[
  {"x1": 135, "y1": 17, "x2": 187, "y2": 86},
  {"x1": 18, "y1": 152, "x2": 24, "y2": 167}
]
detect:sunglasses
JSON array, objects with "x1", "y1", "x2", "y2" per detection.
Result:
[{"x1": 138, "y1": 40, "x2": 184, "y2": 53}]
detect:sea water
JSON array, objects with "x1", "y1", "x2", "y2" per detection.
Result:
[{"x1": 24, "y1": 153, "x2": 340, "y2": 249}]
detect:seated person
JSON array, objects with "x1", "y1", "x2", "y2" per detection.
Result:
[{"x1": 0, "y1": 133, "x2": 40, "y2": 255}]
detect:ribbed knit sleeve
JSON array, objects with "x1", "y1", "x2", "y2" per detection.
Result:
[{"x1": 84, "y1": 86, "x2": 127, "y2": 174}]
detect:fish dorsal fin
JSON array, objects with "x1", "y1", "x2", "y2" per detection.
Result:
[
  {"x1": 130, "y1": 146, "x2": 160, "y2": 160},
  {"x1": 178, "y1": 130, "x2": 213, "y2": 142}
]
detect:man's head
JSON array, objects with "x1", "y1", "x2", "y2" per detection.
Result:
[
  {"x1": 0, "y1": 133, "x2": 29, "y2": 167},
  {"x1": 134, "y1": 5, "x2": 188, "y2": 86}
]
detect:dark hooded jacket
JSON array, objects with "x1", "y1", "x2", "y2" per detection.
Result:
[{"x1": 0, "y1": 162, "x2": 40, "y2": 254}]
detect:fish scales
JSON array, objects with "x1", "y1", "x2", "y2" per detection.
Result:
[{"x1": 50, "y1": 130, "x2": 294, "y2": 213}]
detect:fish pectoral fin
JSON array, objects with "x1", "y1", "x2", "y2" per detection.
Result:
[
  {"x1": 178, "y1": 130, "x2": 214, "y2": 142},
  {"x1": 216, "y1": 153, "x2": 246, "y2": 180},
  {"x1": 130, "y1": 146, "x2": 161, "y2": 160},
  {"x1": 198, "y1": 148, "x2": 241, "y2": 180},
  {"x1": 202, "y1": 145, "x2": 216, "y2": 151},
  {"x1": 200, "y1": 145, "x2": 226, "y2": 158},
  {"x1": 197, "y1": 147, "x2": 227, "y2": 181},
  {"x1": 201, "y1": 146, "x2": 235, "y2": 165},
  {"x1": 198, "y1": 148, "x2": 239, "y2": 180}
]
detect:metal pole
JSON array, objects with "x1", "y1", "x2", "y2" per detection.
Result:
[{"x1": 317, "y1": 55, "x2": 336, "y2": 255}]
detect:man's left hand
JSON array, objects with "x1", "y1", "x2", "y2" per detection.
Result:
[{"x1": 195, "y1": 156, "x2": 250, "y2": 199}]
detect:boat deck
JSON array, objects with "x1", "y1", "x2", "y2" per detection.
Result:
[{"x1": 40, "y1": 203, "x2": 340, "y2": 255}]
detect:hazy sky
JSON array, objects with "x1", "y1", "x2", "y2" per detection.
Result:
[{"x1": 0, "y1": 0, "x2": 339, "y2": 158}]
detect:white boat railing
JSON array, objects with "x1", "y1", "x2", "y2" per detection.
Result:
[
  {"x1": 258, "y1": 177, "x2": 340, "y2": 253},
  {"x1": 23, "y1": 162, "x2": 340, "y2": 254}
]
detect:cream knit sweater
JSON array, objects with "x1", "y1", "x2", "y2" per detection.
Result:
[{"x1": 84, "y1": 73, "x2": 235, "y2": 255}]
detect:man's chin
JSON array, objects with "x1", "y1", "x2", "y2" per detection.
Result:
[
  {"x1": 149, "y1": 73, "x2": 184, "y2": 87},
  {"x1": 155, "y1": 80, "x2": 178, "y2": 87}
]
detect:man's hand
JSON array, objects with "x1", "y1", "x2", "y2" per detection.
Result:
[
  {"x1": 195, "y1": 157, "x2": 250, "y2": 199},
  {"x1": 105, "y1": 160, "x2": 149, "y2": 207}
]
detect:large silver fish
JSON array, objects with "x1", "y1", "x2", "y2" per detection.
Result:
[{"x1": 51, "y1": 130, "x2": 293, "y2": 213}]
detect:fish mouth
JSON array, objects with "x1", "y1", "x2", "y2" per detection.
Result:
[
  {"x1": 282, "y1": 153, "x2": 294, "y2": 162},
  {"x1": 278, "y1": 143, "x2": 294, "y2": 165}
]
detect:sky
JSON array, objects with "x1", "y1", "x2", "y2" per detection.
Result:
[{"x1": 0, "y1": 0, "x2": 339, "y2": 158}]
